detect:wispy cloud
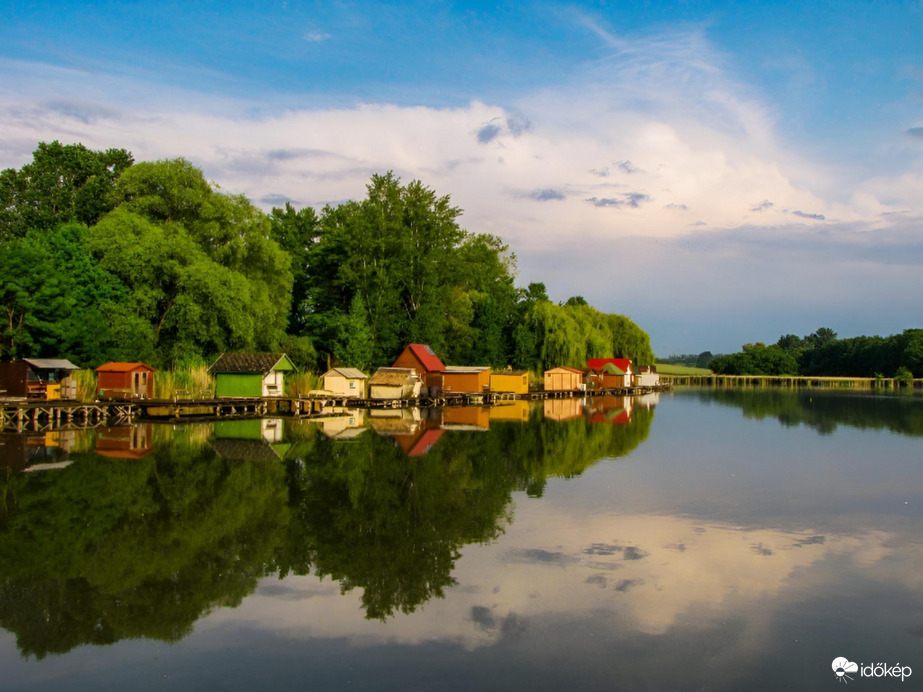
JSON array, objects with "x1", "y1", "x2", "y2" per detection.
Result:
[
  {"x1": 586, "y1": 193, "x2": 650, "y2": 208},
  {"x1": 907, "y1": 127, "x2": 923, "y2": 139},
  {"x1": 527, "y1": 188, "x2": 566, "y2": 201},
  {"x1": 303, "y1": 31, "x2": 331, "y2": 43},
  {"x1": 791, "y1": 210, "x2": 825, "y2": 220}
]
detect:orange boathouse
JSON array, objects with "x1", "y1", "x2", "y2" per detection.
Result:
[{"x1": 96, "y1": 362, "x2": 157, "y2": 400}]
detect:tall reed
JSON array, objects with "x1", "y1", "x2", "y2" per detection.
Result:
[
  {"x1": 153, "y1": 356, "x2": 215, "y2": 400},
  {"x1": 286, "y1": 371, "x2": 319, "y2": 398},
  {"x1": 73, "y1": 369, "x2": 97, "y2": 403}
]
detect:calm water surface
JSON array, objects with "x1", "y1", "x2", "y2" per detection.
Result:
[{"x1": 1, "y1": 389, "x2": 922, "y2": 690}]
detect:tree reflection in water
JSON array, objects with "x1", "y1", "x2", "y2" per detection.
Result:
[{"x1": 0, "y1": 402, "x2": 654, "y2": 656}]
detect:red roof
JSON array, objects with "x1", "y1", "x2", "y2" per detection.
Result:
[
  {"x1": 403, "y1": 344, "x2": 445, "y2": 372},
  {"x1": 407, "y1": 428, "x2": 445, "y2": 457},
  {"x1": 587, "y1": 358, "x2": 633, "y2": 373},
  {"x1": 95, "y1": 362, "x2": 157, "y2": 373}
]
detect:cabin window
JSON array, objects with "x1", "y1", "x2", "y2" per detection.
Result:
[{"x1": 349, "y1": 381, "x2": 356, "y2": 389}]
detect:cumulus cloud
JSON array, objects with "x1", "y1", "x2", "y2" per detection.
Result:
[
  {"x1": 2, "y1": 17, "x2": 922, "y2": 353},
  {"x1": 476, "y1": 121, "x2": 503, "y2": 144},
  {"x1": 506, "y1": 114, "x2": 532, "y2": 136}
]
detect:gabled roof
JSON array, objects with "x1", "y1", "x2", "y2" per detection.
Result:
[
  {"x1": 408, "y1": 428, "x2": 445, "y2": 457},
  {"x1": 209, "y1": 352, "x2": 294, "y2": 374},
  {"x1": 322, "y1": 367, "x2": 368, "y2": 379},
  {"x1": 368, "y1": 367, "x2": 420, "y2": 386},
  {"x1": 599, "y1": 362, "x2": 627, "y2": 375},
  {"x1": 587, "y1": 358, "x2": 633, "y2": 373},
  {"x1": 545, "y1": 366, "x2": 586, "y2": 374},
  {"x1": 23, "y1": 358, "x2": 80, "y2": 371},
  {"x1": 403, "y1": 344, "x2": 445, "y2": 372},
  {"x1": 95, "y1": 362, "x2": 157, "y2": 373}
]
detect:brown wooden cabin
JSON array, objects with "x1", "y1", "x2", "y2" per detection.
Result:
[
  {"x1": 0, "y1": 358, "x2": 79, "y2": 399},
  {"x1": 96, "y1": 362, "x2": 157, "y2": 400}
]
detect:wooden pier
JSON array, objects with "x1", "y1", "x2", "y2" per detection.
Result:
[
  {"x1": 659, "y1": 374, "x2": 919, "y2": 389},
  {"x1": 1, "y1": 384, "x2": 672, "y2": 432}
]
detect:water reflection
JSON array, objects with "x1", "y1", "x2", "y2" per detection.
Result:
[
  {"x1": 0, "y1": 398, "x2": 654, "y2": 658},
  {"x1": 692, "y1": 387, "x2": 923, "y2": 436}
]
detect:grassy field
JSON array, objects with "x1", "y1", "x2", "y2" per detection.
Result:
[{"x1": 655, "y1": 363, "x2": 713, "y2": 376}]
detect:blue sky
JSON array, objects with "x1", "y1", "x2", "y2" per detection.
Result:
[{"x1": 2, "y1": 1, "x2": 922, "y2": 355}]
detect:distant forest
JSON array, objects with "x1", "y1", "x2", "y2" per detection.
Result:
[
  {"x1": 0, "y1": 142, "x2": 654, "y2": 372},
  {"x1": 709, "y1": 327, "x2": 922, "y2": 380}
]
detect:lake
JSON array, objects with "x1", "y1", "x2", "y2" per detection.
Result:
[{"x1": 1, "y1": 389, "x2": 922, "y2": 690}]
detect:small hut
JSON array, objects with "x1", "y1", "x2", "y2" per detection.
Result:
[
  {"x1": 587, "y1": 362, "x2": 629, "y2": 390},
  {"x1": 210, "y1": 353, "x2": 295, "y2": 398},
  {"x1": 96, "y1": 362, "x2": 157, "y2": 399},
  {"x1": 392, "y1": 344, "x2": 445, "y2": 393},
  {"x1": 321, "y1": 367, "x2": 368, "y2": 398},
  {"x1": 636, "y1": 365, "x2": 660, "y2": 387},
  {"x1": 438, "y1": 366, "x2": 491, "y2": 394},
  {"x1": 543, "y1": 366, "x2": 585, "y2": 392},
  {"x1": 0, "y1": 358, "x2": 79, "y2": 399},
  {"x1": 587, "y1": 358, "x2": 635, "y2": 386},
  {"x1": 490, "y1": 371, "x2": 530, "y2": 395},
  {"x1": 368, "y1": 367, "x2": 421, "y2": 400}
]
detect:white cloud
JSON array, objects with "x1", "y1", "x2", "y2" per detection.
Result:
[
  {"x1": 303, "y1": 31, "x2": 331, "y2": 42},
  {"x1": 2, "y1": 19, "x2": 922, "y2": 352}
]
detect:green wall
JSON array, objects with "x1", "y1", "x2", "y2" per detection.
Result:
[{"x1": 215, "y1": 374, "x2": 263, "y2": 398}]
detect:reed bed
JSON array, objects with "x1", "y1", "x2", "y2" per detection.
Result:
[
  {"x1": 73, "y1": 369, "x2": 98, "y2": 403},
  {"x1": 286, "y1": 371, "x2": 319, "y2": 398},
  {"x1": 154, "y1": 358, "x2": 214, "y2": 400}
]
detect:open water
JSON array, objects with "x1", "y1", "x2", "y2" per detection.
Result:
[{"x1": 1, "y1": 388, "x2": 922, "y2": 690}]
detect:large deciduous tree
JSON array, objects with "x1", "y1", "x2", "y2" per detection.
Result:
[{"x1": 0, "y1": 141, "x2": 133, "y2": 242}]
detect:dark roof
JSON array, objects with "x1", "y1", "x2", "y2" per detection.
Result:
[
  {"x1": 209, "y1": 353, "x2": 293, "y2": 374},
  {"x1": 23, "y1": 358, "x2": 80, "y2": 371}
]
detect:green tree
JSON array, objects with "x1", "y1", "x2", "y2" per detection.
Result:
[
  {"x1": 88, "y1": 160, "x2": 293, "y2": 364},
  {"x1": 0, "y1": 141, "x2": 133, "y2": 241},
  {"x1": 269, "y1": 203, "x2": 319, "y2": 334}
]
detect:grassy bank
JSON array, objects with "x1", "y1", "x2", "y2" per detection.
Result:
[{"x1": 655, "y1": 363, "x2": 713, "y2": 376}]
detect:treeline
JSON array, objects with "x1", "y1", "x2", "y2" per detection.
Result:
[
  {"x1": 0, "y1": 142, "x2": 653, "y2": 372},
  {"x1": 658, "y1": 351, "x2": 714, "y2": 369},
  {"x1": 710, "y1": 327, "x2": 923, "y2": 379}
]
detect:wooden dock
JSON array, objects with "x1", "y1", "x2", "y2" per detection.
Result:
[
  {"x1": 659, "y1": 374, "x2": 919, "y2": 389},
  {"x1": 1, "y1": 384, "x2": 672, "y2": 432}
]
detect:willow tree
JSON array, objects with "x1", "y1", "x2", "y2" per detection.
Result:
[{"x1": 87, "y1": 159, "x2": 293, "y2": 365}]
